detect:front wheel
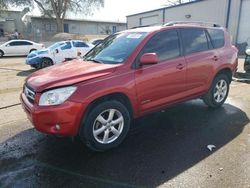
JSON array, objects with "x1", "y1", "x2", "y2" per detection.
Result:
[
  {"x1": 203, "y1": 74, "x2": 230, "y2": 108},
  {"x1": 36, "y1": 58, "x2": 53, "y2": 69},
  {"x1": 80, "y1": 100, "x2": 131, "y2": 151}
]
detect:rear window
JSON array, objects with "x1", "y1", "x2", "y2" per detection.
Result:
[
  {"x1": 181, "y1": 28, "x2": 209, "y2": 55},
  {"x1": 207, "y1": 29, "x2": 225, "y2": 48}
]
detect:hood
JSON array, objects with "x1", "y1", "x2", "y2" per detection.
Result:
[
  {"x1": 27, "y1": 49, "x2": 49, "y2": 58},
  {"x1": 26, "y1": 59, "x2": 119, "y2": 92}
]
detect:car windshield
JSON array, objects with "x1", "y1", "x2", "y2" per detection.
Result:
[
  {"x1": 84, "y1": 32, "x2": 147, "y2": 64},
  {"x1": 48, "y1": 42, "x2": 65, "y2": 51}
]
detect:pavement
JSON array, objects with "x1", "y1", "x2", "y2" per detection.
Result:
[{"x1": 0, "y1": 57, "x2": 250, "y2": 188}]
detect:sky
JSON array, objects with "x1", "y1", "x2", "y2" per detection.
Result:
[{"x1": 84, "y1": 0, "x2": 167, "y2": 22}]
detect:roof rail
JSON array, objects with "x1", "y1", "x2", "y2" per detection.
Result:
[
  {"x1": 164, "y1": 21, "x2": 221, "y2": 28},
  {"x1": 131, "y1": 25, "x2": 151, "y2": 29}
]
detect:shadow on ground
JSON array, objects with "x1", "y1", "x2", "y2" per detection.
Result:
[
  {"x1": 16, "y1": 69, "x2": 36, "y2": 77},
  {"x1": 0, "y1": 100, "x2": 249, "y2": 187}
]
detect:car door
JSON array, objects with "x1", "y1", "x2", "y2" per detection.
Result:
[
  {"x1": 180, "y1": 28, "x2": 217, "y2": 95},
  {"x1": 73, "y1": 41, "x2": 92, "y2": 56},
  {"x1": 21, "y1": 41, "x2": 34, "y2": 55},
  {"x1": 54, "y1": 41, "x2": 73, "y2": 63},
  {"x1": 135, "y1": 30, "x2": 187, "y2": 113},
  {"x1": 4, "y1": 41, "x2": 21, "y2": 55}
]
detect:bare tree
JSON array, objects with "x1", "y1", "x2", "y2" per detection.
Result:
[
  {"x1": 0, "y1": 0, "x2": 104, "y2": 32},
  {"x1": 165, "y1": 0, "x2": 196, "y2": 6}
]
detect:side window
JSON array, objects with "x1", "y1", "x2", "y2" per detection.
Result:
[
  {"x1": 142, "y1": 30, "x2": 181, "y2": 62},
  {"x1": 207, "y1": 29, "x2": 225, "y2": 48},
  {"x1": 9, "y1": 42, "x2": 21, "y2": 46},
  {"x1": 73, "y1": 41, "x2": 88, "y2": 47},
  {"x1": 61, "y1": 42, "x2": 72, "y2": 50},
  {"x1": 22, "y1": 41, "x2": 32, "y2": 45},
  {"x1": 181, "y1": 28, "x2": 209, "y2": 55}
]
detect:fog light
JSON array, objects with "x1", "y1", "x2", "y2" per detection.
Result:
[{"x1": 55, "y1": 124, "x2": 61, "y2": 131}]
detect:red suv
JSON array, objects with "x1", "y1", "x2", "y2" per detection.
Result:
[{"x1": 21, "y1": 22, "x2": 238, "y2": 151}]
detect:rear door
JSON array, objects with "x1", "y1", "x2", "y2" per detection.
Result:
[
  {"x1": 135, "y1": 29, "x2": 187, "y2": 113},
  {"x1": 72, "y1": 41, "x2": 92, "y2": 56},
  {"x1": 181, "y1": 28, "x2": 217, "y2": 95}
]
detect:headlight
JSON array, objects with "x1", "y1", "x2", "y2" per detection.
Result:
[{"x1": 39, "y1": 86, "x2": 77, "y2": 106}]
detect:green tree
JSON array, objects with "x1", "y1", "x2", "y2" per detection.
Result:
[{"x1": 0, "y1": 0, "x2": 104, "y2": 32}]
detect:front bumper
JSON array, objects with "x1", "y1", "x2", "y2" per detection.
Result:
[
  {"x1": 20, "y1": 92, "x2": 86, "y2": 136},
  {"x1": 26, "y1": 57, "x2": 43, "y2": 65}
]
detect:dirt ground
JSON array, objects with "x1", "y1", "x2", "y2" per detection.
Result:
[{"x1": 0, "y1": 57, "x2": 250, "y2": 188}]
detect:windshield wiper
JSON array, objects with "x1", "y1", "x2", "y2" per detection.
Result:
[{"x1": 86, "y1": 58, "x2": 104, "y2": 64}]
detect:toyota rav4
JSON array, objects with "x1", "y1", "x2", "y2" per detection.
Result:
[{"x1": 21, "y1": 22, "x2": 238, "y2": 151}]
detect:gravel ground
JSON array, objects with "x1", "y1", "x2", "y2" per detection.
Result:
[{"x1": 0, "y1": 57, "x2": 249, "y2": 188}]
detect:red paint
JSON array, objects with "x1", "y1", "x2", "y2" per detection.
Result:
[{"x1": 20, "y1": 25, "x2": 238, "y2": 136}]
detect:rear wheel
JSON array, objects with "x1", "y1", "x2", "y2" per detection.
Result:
[
  {"x1": 80, "y1": 100, "x2": 130, "y2": 151},
  {"x1": 36, "y1": 58, "x2": 53, "y2": 69},
  {"x1": 203, "y1": 74, "x2": 229, "y2": 108},
  {"x1": 0, "y1": 50, "x2": 4, "y2": 57}
]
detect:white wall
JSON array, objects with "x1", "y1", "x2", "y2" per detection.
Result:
[
  {"x1": 163, "y1": 0, "x2": 228, "y2": 26},
  {"x1": 127, "y1": 9, "x2": 164, "y2": 28}
]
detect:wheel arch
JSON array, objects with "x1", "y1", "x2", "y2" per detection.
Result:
[
  {"x1": 84, "y1": 92, "x2": 134, "y2": 120},
  {"x1": 214, "y1": 68, "x2": 233, "y2": 83},
  {"x1": 0, "y1": 49, "x2": 4, "y2": 56}
]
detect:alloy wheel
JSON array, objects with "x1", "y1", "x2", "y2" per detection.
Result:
[
  {"x1": 214, "y1": 79, "x2": 228, "y2": 103},
  {"x1": 93, "y1": 109, "x2": 124, "y2": 144}
]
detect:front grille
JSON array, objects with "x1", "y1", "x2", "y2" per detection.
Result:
[{"x1": 24, "y1": 85, "x2": 35, "y2": 104}]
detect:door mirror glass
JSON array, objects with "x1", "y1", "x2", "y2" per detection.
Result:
[
  {"x1": 55, "y1": 49, "x2": 59, "y2": 53},
  {"x1": 140, "y1": 53, "x2": 158, "y2": 65}
]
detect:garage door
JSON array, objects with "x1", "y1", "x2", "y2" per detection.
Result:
[
  {"x1": 237, "y1": 0, "x2": 250, "y2": 44},
  {"x1": 140, "y1": 15, "x2": 159, "y2": 26}
]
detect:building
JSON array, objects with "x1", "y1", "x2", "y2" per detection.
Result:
[
  {"x1": 26, "y1": 16, "x2": 126, "y2": 41},
  {"x1": 0, "y1": 10, "x2": 25, "y2": 36},
  {"x1": 127, "y1": 0, "x2": 250, "y2": 45},
  {"x1": 0, "y1": 10, "x2": 126, "y2": 41}
]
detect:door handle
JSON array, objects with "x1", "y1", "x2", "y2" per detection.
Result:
[
  {"x1": 176, "y1": 64, "x2": 184, "y2": 70},
  {"x1": 212, "y1": 56, "x2": 219, "y2": 61}
]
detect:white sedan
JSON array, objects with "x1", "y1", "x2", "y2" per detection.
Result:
[{"x1": 0, "y1": 40, "x2": 44, "y2": 57}]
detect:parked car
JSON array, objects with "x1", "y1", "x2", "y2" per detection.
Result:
[
  {"x1": 90, "y1": 38, "x2": 104, "y2": 46},
  {"x1": 26, "y1": 40, "x2": 94, "y2": 69},
  {"x1": 21, "y1": 22, "x2": 238, "y2": 151},
  {"x1": 244, "y1": 47, "x2": 250, "y2": 73},
  {"x1": 0, "y1": 40, "x2": 44, "y2": 57}
]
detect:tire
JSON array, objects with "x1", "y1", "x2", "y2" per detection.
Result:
[
  {"x1": 0, "y1": 50, "x2": 4, "y2": 57},
  {"x1": 80, "y1": 100, "x2": 131, "y2": 151},
  {"x1": 244, "y1": 65, "x2": 250, "y2": 73},
  {"x1": 37, "y1": 58, "x2": 53, "y2": 69},
  {"x1": 203, "y1": 74, "x2": 230, "y2": 108}
]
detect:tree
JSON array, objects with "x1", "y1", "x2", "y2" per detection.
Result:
[
  {"x1": 165, "y1": 0, "x2": 196, "y2": 6},
  {"x1": 0, "y1": 0, "x2": 104, "y2": 32}
]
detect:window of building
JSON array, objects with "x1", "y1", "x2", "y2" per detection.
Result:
[
  {"x1": 142, "y1": 30, "x2": 181, "y2": 62},
  {"x1": 181, "y1": 28, "x2": 209, "y2": 55}
]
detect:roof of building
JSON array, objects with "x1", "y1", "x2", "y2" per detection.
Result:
[
  {"x1": 126, "y1": 0, "x2": 205, "y2": 17},
  {"x1": 30, "y1": 16, "x2": 126, "y2": 24}
]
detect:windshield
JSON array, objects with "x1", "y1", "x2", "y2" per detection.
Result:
[
  {"x1": 48, "y1": 42, "x2": 65, "y2": 51},
  {"x1": 84, "y1": 32, "x2": 147, "y2": 64}
]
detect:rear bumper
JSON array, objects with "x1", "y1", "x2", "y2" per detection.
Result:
[{"x1": 20, "y1": 93, "x2": 86, "y2": 136}]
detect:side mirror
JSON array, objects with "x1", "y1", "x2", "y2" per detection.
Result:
[
  {"x1": 140, "y1": 53, "x2": 158, "y2": 65},
  {"x1": 55, "y1": 49, "x2": 59, "y2": 53}
]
